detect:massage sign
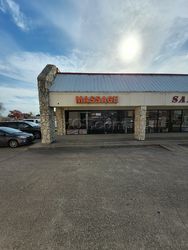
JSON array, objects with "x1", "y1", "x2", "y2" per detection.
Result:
[{"x1": 76, "y1": 96, "x2": 119, "y2": 104}]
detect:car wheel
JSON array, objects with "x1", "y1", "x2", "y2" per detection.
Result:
[
  {"x1": 34, "y1": 132, "x2": 41, "y2": 139},
  {"x1": 9, "y1": 139, "x2": 19, "y2": 148}
]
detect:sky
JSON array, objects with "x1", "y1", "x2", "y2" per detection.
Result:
[{"x1": 0, "y1": 0, "x2": 188, "y2": 115}]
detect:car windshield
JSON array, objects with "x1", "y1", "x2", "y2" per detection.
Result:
[
  {"x1": 0, "y1": 127, "x2": 22, "y2": 134},
  {"x1": 24, "y1": 121, "x2": 40, "y2": 127}
]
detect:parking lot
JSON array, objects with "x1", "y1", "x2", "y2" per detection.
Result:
[{"x1": 0, "y1": 145, "x2": 188, "y2": 250}]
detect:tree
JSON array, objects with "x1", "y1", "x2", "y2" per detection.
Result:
[
  {"x1": 22, "y1": 112, "x2": 33, "y2": 119},
  {"x1": 8, "y1": 110, "x2": 34, "y2": 119},
  {"x1": 8, "y1": 110, "x2": 23, "y2": 120}
]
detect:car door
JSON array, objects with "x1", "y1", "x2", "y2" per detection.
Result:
[
  {"x1": 8, "y1": 122, "x2": 18, "y2": 129},
  {"x1": 18, "y1": 122, "x2": 31, "y2": 133},
  {"x1": 0, "y1": 130, "x2": 7, "y2": 146},
  {"x1": 0, "y1": 122, "x2": 8, "y2": 127}
]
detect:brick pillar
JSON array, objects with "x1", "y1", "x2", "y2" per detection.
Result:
[
  {"x1": 37, "y1": 64, "x2": 58, "y2": 144},
  {"x1": 134, "y1": 106, "x2": 147, "y2": 141},
  {"x1": 56, "y1": 108, "x2": 66, "y2": 135}
]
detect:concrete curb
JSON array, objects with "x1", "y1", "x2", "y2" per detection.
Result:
[
  {"x1": 28, "y1": 136, "x2": 188, "y2": 151},
  {"x1": 28, "y1": 142, "x2": 171, "y2": 151}
]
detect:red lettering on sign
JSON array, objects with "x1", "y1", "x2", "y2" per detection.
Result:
[
  {"x1": 84, "y1": 96, "x2": 89, "y2": 103},
  {"x1": 101, "y1": 96, "x2": 107, "y2": 103},
  {"x1": 75, "y1": 96, "x2": 119, "y2": 104},
  {"x1": 95, "y1": 96, "x2": 101, "y2": 103},
  {"x1": 76, "y1": 96, "x2": 83, "y2": 103},
  {"x1": 90, "y1": 96, "x2": 95, "y2": 103},
  {"x1": 113, "y1": 96, "x2": 118, "y2": 103},
  {"x1": 107, "y1": 96, "x2": 113, "y2": 103}
]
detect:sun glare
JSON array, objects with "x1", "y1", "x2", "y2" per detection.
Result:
[{"x1": 118, "y1": 35, "x2": 141, "y2": 63}]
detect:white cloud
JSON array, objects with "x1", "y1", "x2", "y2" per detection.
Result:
[
  {"x1": 155, "y1": 54, "x2": 188, "y2": 73},
  {"x1": 0, "y1": 51, "x2": 87, "y2": 84},
  {"x1": 1, "y1": 0, "x2": 188, "y2": 114},
  {"x1": 0, "y1": 0, "x2": 6, "y2": 12},
  {"x1": 0, "y1": 50, "x2": 87, "y2": 115},
  {"x1": 0, "y1": 0, "x2": 29, "y2": 30},
  {"x1": 0, "y1": 86, "x2": 39, "y2": 115},
  {"x1": 28, "y1": 0, "x2": 188, "y2": 73}
]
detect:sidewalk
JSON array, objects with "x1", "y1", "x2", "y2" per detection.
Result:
[{"x1": 29, "y1": 133, "x2": 188, "y2": 150}]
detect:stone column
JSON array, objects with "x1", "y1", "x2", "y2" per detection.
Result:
[
  {"x1": 134, "y1": 106, "x2": 147, "y2": 141},
  {"x1": 62, "y1": 109, "x2": 66, "y2": 135},
  {"x1": 56, "y1": 107, "x2": 66, "y2": 135},
  {"x1": 37, "y1": 64, "x2": 58, "y2": 144}
]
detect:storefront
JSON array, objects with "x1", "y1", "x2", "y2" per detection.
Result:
[
  {"x1": 37, "y1": 65, "x2": 188, "y2": 144},
  {"x1": 146, "y1": 109, "x2": 188, "y2": 133},
  {"x1": 65, "y1": 110, "x2": 134, "y2": 135}
]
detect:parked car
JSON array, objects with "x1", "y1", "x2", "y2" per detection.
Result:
[
  {"x1": 0, "y1": 127, "x2": 34, "y2": 148},
  {"x1": 0, "y1": 121, "x2": 41, "y2": 139},
  {"x1": 23, "y1": 118, "x2": 40, "y2": 124}
]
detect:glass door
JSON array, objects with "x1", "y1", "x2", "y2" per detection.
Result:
[
  {"x1": 182, "y1": 110, "x2": 188, "y2": 132},
  {"x1": 65, "y1": 111, "x2": 87, "y2": 134},
  {"x1": 87, "y1": 110, "x2": 134, "y2": 134},
  {"x1": 169, "y1": 110, "x2": 182, "y2": 132}
]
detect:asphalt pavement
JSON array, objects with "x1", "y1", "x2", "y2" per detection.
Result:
[{"x1": 0, "y1": 144, "x2": 188, "y2": 249}]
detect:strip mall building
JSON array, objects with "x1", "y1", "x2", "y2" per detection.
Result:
[{"x1": 38, "y1": 65, "x2": 188, "y2": 144}]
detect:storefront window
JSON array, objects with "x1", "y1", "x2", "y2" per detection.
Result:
[
  {"x1": 146, "y1": 110, "x2": 158, "y2": 133},
  {"x1": 65, "y1": 110, "x2": 134, "y2": 134},
  {"x1": 65, "y1": 111, "x2": 87, "y2": 134},
  {"x1": 182, "y1": 110, "x2": 188, "y2": 132},
  {"x1": 88, "y1": 110, "x2": 134, "y2": 134},
  {"x1": 158, "y1": 110, "x2": 170, "y2": 132},
  {"x1": 170, "y1": 110, "x2": 182, "y2": 132},
  {"x1": 147, "y1": 109, "x2": 186, "y2": 133},
  {"x1": 66, "y1": 109, "x2": 188, "y2": 135}
]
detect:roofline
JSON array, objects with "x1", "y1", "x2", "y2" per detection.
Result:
[
  {"x1": 57, "y1": 72, "x2": 188, "y2": 76},
  {"x1": 50, "y1": 90, "x2": 188, "y2": 93}
]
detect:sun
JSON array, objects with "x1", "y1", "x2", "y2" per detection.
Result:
[{"x1": 118, "y1": 35, "x2": 141, "y2": 63}]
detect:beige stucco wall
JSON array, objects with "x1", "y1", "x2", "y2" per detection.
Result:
[{"x1": 49, "y1": 92, "x2": 188, "y2": 108}]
